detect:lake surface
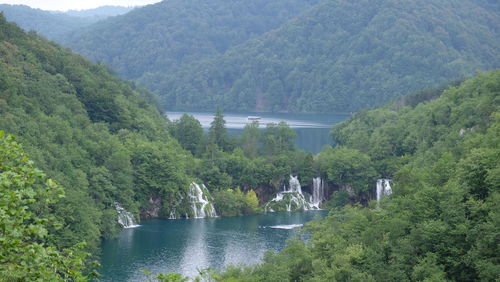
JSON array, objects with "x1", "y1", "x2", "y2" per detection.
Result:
[
  {"x1": 166, "y1": 111, "x2": 350, "y2": 154},
  {"x1": 99, "y1": 211, "x2": 327, "y2": 281}
]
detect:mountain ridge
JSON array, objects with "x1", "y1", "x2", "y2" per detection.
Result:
[
  {"x1": 63, "y1": 0, "x2": 321, "y2": 80},
  {"x1": 155, "y1": 0, "x2": 500, "y2": 112},
  {"x1": 7, "y1": 0, "x2": 498, "y2": 113},
  {"x1": 0, "y1": 4, "x2": 135, "y2": 42}
]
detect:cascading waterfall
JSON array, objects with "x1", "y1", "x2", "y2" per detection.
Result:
[
  {"x1": 169, "y1": 210, "x2": 177, "y2": 219},
  {"x1": 311, "y1": 177, "x2": 325, "y2": 209},
  {"x1": 188, "y1": 182, "x2": 217, "y2": 218},
  {"x1": 288, "y1": 175, "x2": 302, "y2": 194},
  {"x1": 376, "y1": 179, "x2": 392, "y2": 203},
  {"x1": 114, "y1": 202, "x2": 140, "y2": 228},
  {"x1": 265, "y1": 175, "x2": 322, "y2": 212}
]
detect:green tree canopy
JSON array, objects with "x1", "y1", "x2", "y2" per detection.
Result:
[
  {"x1": 263, "y1": 121, "x2": 296, "y2": 155},
  {"x1": 0, "y1": 132, "x2": 92, "y2": 280},
  {"x1": 169, "y1": 113, "x2": 204, "y2": 155},
  {"x1": 208, "y1": 107, "x2": 229, "y2": 151}
]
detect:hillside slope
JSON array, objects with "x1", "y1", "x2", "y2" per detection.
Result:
[
  {"x1": 215, "y1": 69, "x2": 500, "y2": 281},
  {"x1": 0, "y1": 15, "x2": 191, "y2": 250},
  {"x1": 158, "y1": 0, "x2": 500, "y2": 113},
  {"x1": 0, "y1": 5, "x2": 134, "y2": 42},
  {"x1": 64, "y1": 0, "x2": 320, "y2": 81}
]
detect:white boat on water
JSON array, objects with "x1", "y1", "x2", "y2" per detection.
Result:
[{"x1": 247, "y1": 116, "x2": 261, "y2": 121}]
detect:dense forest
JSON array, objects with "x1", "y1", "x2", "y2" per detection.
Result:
[
  {"x1": 59, "y1": 0, "x2": 500, "y2": 113},
  {"x1": 209, "y1": 70, "x2": 500, "y2": 281},
  {"x1": 158, "y1": 0, "x2": 500, "y2": 112},
  {"x1": 0, "y1": 4, "x2": 134, "y2": 42},
  {"x1": 0, "y1": 14, "x2": 324, "y2": 259},
  {"x1": 4, "y1": 0, "x2": 499, "y2": 113},
  {"x1": 63, "y1": 0, "x2": 320, "y2": 80},
  {"x1": 0, "y1": 14, "x2": 194, "y2": 254},
  {"x1": 1, "y1": 1, "x2": 499, "y2": 280}
]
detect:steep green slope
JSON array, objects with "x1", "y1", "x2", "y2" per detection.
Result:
[
  {"x1": 0, "y1": 15, "x2": 191, "y2": 251},
  {"x1": 63, "y1": 0, "x2": 321, "y2": 80},
  {"x1": 214, "y1": 70, "x2": 500, "y2": 281},
  {"x1": 158, "y1": 0, "x2": 500, "y2": 112}
]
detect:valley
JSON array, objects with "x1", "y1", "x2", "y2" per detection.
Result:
[{"x1": 0, "y1": 1, "x2": 498, "y2": 281}]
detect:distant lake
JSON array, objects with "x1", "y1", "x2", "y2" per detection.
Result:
[
  {"x1": 166, "y1": 111, "x2": 350, "y2": 154},
  {"x1": 98, "y1": 211, "x2": 327, "y2": 281}
]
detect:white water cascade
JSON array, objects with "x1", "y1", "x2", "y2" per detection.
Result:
[
  {"x1": 311, "y1": 177, "x2": 325, "y2": 209},
  {"x1": 114, "y1": 202, "x2": 140, "y2": 228},
  {"x1": 376, "y1": 179, "x2": 392, "y2": 203},
  {"x1": 289, "y1": 175, "x2": 302, "y2": 194},
  {"x1": 265, "y1": 175, "x2": 322, "y2": 212},
  {"x1": 169, "y1": 210, "x2": 177, "y2": 219},
  {"x1": 188, "y1": 182, "x2": 217, "y2": 218}
]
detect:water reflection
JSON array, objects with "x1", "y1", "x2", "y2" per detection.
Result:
[
  {"x1": 166, "y1": 111, "x2": 350, "y2": 154},
  {"x1": 99, "y1": 211, "x2": 326, "y2": 281},
  {"x1": 180, "y1": 220, "x2": 209, "y2": 277}
]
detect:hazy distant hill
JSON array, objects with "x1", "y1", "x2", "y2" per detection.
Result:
[
  {"x1": 472, "y1": 0, "x2": 500, "y2": 11},
  {"x1": 63, "y1": 0, "x2": 321, "y2": 80},
  {"x1": 62, "y1": 5, "x2": 136, "y2": 18},
  {"x1": 0, "y1": 4, "x2": 135, "y2": 42},
  {"x1": 156, "y1": 0, "x2": 500, "y2": 112}
]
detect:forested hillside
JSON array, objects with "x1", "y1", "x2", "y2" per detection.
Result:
[
  {"x1": 214, "y1": 70, "x2": 500, "y2": 281},
  {"x1": 0, "y1": 5, "x2": 134, "y2": 42},
  {"x1": 0, "y1": 14, "x2": 192, "y2": 251},
  {"x1": 0, "y1": 14, "x2": 324, "y2": 257},
  {"x1": 64, "y1": 0, "x2": 320, "y2": 81},
  {"x1": 61, "y1": 0, "x2": 500, "y2": 113},
  {"x1": 159, "y1": 0, "x2": 500, "y2": 112}
]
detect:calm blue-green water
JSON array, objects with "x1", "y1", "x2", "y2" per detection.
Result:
[
  {"x1": 166, "y1": 111, "x2": 350, "y2": 154},
  {"x1": 98, "y1": 211, "x2": 327, "y2": 281}
]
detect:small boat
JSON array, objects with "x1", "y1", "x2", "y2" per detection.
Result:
[{"x1": 247, "y1": 116, "x2": 261, "y2": 121}]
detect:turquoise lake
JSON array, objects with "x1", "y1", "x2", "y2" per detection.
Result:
[
  {"x1": 166, "y1": 111, "x2": 350, "y2": 154},
  {"x1": 99, "y1": 211, "x2": 327, "y2": 281}
]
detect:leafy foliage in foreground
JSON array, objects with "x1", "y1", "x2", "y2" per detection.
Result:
[
  {"x1": 213, "y1": 70, "x2": 500, "y2": 281},
  {"x1": 0, "y1": 132, "x2": 92, "y2": 281}
]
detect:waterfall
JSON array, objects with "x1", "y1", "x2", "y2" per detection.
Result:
[
  {"x1": 114, "y1": 202, "x2": 140, "y2": 228},
  {"x1": 376, "y1": 179, "x2": 392, "y2": 203},
  {"x1": 169, "y1": 209, "x2": 177, "y2": 219},
  {"x1": 311, "y1": 177, "x2": 325, "y2": 209},
  {"x1": 188, "y1": 182, "x2": 217, "y2": 218},
  {"x1": 288, "y1": 175, "x2": 302, "y2": 194},
  {"x1": 265, "y1": 175, "x2": 321, "y2": 212}
]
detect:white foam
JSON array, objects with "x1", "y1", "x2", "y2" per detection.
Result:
[
  {"x1": 122, "y1": 224, "x2": 141, "y2": 229},
  {"x1": 268, "y1": 224, "x2": 303, "y2": 230}
]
